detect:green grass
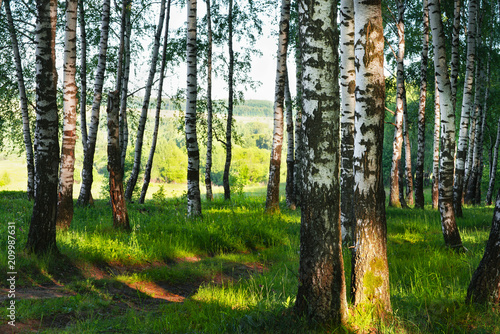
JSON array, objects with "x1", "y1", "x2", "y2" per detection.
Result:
[{"x1": 0, "y1": 186, "x2": 499, "y2": 333}]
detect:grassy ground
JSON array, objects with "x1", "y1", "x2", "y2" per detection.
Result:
[{"x1": 0, "y1": 184, "x2": 499, "y2": 333}]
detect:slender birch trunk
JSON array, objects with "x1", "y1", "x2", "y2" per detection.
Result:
[
  {"x1": 125, "y1": 0, "x2": 167, "y2": 201},
  {"x1": 340, "y1": 0, "x2": 355, "y2": 241},
  {"x1": 464, "y1": 108, "x2": 477, "y2": 194},
  {"x1": 223, "y1": 0, "x2": 234, "y2": 201},
  {"x1": 79, "y1": 0, "x2": 88, "y2": 155},
  {"x1": 120, "y1": 9, "x2": 132, "y2": 173},
  {"x1": 475, "y1": 54, "x2": 490, "y2": 204},
  {"x1": 265, "y1": 0, "x2": 290, "y2": 213},
  {"x1": 57, "y1": 0, "x2": 78, "y2": 229},
  {"x1": 450, "y1": 0, "x2": 461, "y2": 110},
  {"x1": 107, "y1": 91, "x2": 130, "y2": 230},
  {"x1": 432, "y1": 79, "x2": 440, "y2": 209},
  {"x1": 26, "y1": 0, "x2": 59, "y2": 254},
  {"x1": 186, "y1": 0, "x2": 202, "y2": 216},
  {"x1": 415, "y1": 0, "x2": 429, "y2": 209},
  {"x1": 205, "y1": 0, "x2": 214, "y2": 201},
  {"x1": 5, "y1": 0, "x2": 35, "y2": 200},
  {"x1": 294, "y1": 0, "x2": 348, "y2": 324},
  {"x1": 402, "y1": 85, "x2": 414, "y2": 206},
  {"x1": 351, "y1": 0, "x2": 391, "y2": 316},
  {"x1": 429, "y1": 0, "x2": 464, "y2": 251},
  {"x1": 77, "y1": 0, "x2": 111, "y2": 206},
  {"x1": 388, "y1": 0, "x2": 406, "y2": 208},
  {"x1": 453, "y1": 0, "x2": 477, "y2": 217},
  {"x1": 139, "y1": 0, "x2": 171, "y2": 204},
  {"x1": 487, "y1": 117, "x2": 500, "y2": 205},
  {"x1": 284, "y1": 71, "x2": 296, "y2": 209},
  {"x1": 293, "y1": 14, "x2": 303, "y2": 207}
]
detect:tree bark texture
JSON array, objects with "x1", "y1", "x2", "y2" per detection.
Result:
[
  {"x1": 293, "y1": 19, "x2": 303, "y2": 207},
  {"x1": 265, "y1": 0, "x2": 290, "y2": 213},
  {"x1": 186, "y1": 0, "x2": 202, "y2": 216},
  {"x1": 79, "y1": 0, "x2": 88, "y2": 156},
  {"x1": 205, "y1": 0, "x2": 214, "y2": 201},
  {"x1": 294, "y1": 0, "x2": 348, "y2": 325},
  {"x1": 26, "y1": 0, "x2": 60, "y2": 254},
  {"x1": 415, "y1": 0, "x2": 429, "y2": 209},
  {"x1": 139, "y1": 0, "x2": 171, "y2": 204},
  {"x1": 486, "y1": 117, "x2": 500, "y2": 205},
  {"x1": 77, "y1": 0, "x2": 111, "y2": 206},
  {"x1": 125, "y1": 0, "x2": 166, "y2": 202},
  {"x1": 107, "y1": 91, "x2": 130, "y2": 231},
  {"x1": 450, "y1": 0, "x2": 461, "y2": 110},
  {"x1": 351, "y1": 0, "x2": 391, "y2": 315},
  {"x1": 453, "y1": 0, "x2": 477, "y2": 217},
  {"x1": 223, "y1": 0, "x2": 234, "y2": 201},
  {"x1": 429, "y1": 0, "x2": 464, "y2": 250},
  {"x1": 466, "y1": 188, "x2": 500, "y2": 304},
  {"x1": 432, "y1": 79, "x2": 440, "y2": 209},
  {"x1": 57, "y1": 0, "x2": 78, "y2": 229},
  {"x1": 285, "y1": 71, "x2": 296, "y2": 210},
  {"x1": 340, "y1": 0, "x2": 355, "y2": 242},
  {"x1": 5, "y1": 0, "x2": 35, "y2": 200},
  {"x1": 120, "y1": 7, "x2": 132, "y2": 173},
  {"x1": 402, "y1": 85, "x2": 414, "y2": 206}
]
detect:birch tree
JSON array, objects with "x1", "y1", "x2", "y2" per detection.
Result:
[
  {"x1": 223, "y1": 0, "x2": 234, "y2": 201},
  {"x1": 340, "y1": 0, "x2": 355, "y2": 241},
  {"x1": 402, "y1": 87, "x2": 414, "y2": 206},
  {"x1": 57, "y1": 0, "x2": 78, "y2": 229},
  {"x1": 486, "y1": 118, "x2": 500, "y2": 205},
  {"x1": 450, "y1": 0, "x2": 461, "y2": 109},
  {"x1": 5, "y1": 0, "x2": 35, "y2": 200},
  {"x1": 453, "y1": 0, "x2": 477, "y2": 217},
  {"x1": 429, "y1": 0, "x2": 464, "y2": 250},
  {"x1": 351, "y1": 0, "x2": 391, "y2": 315},
  {"x1": 26, "y1": 0, "x2": 60, "y2": 254},
  {"x1": 415, "y1": 0, "x2": 429, "y2": 209},
  {"x1": 265, "y1": 0, "x2": 290, "y2": 213},
  {"x1": 125, "y1": 0, "x2": 167, "y2": 201},
  {"x1": 186, "y1": 0, "x2": 202, "y2": 216},
  {"x1": 294, "y1": 0, "x2": 348, "y2": 324},
  {"x1": 284, "y1": 72, "x2": 296, "y2": 209},
  {"x1": 205, "y1": 0, "x2": 214, "y2": 201},
  {"x1": 79, "y1": 0, "x2": 88, "y2": 156},
  {"x1": 77, "y1": 0, "x2": 111, "y2": 206},
  {"x1": 139, "y1": 0, "x2": 172, "y2": 204},
  {"x1": 432, "y1": 79, "x2": 440, "y2": 209}
]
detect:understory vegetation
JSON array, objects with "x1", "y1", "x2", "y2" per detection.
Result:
[{"x1": 0, "y1": 187, "x2": 498, "y2": 333}]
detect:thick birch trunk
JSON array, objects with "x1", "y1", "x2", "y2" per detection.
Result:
[
  {"x1": 107, "y1": 91, "x2": 130, "y2": 230},
  {"x1": 294, "y1": 0, "x2": 348, "y2": 324},
  {"x1": 351, "y1": 0, "x2": 391, "y2": 316},
  {"x1": 57, "y1": 0, "x2": 78, "y2": 229},
  {"x1": 139, "y1": 0, "x2": 171, "y2": 204},
  {"x1": 453, "y1": 0, "x2": 477, "y2": 217},
  {"x1": 5, "y1": 0, "x2": 35, "y2": 200},
  {"x1": 125, "y1": 0, "x2": 167, "y2": 202},
  {"x1": 205, "y1": 0, "x2": 214, "y2": 201},
  {"x1": 26, "y1": 0, "x2": 59, "y2": 254},
  {"x1": 432, "y1": 79, "x2": 440, "y2": 209},
  {"x1": 415, "y1": 0, "x2": 429, "y2": 209},
  {"x1": 77, "y1": 0, "x2": 111, "y2": 206},
  {"x1": 79, "y1": 0, "x2": 88, "y2": 155},
  {"x1": 284, "y1": 72, "x2": 296, "y2": 210},
  {"x1": 223, "y1": 0, "x2": 234, "y2": 201},
  {"x1": 186, "y1": 0, "x2": 202, "y2": 216},
  {"x1": 265, "y1": 0, "x2": 290, "y2": 213},
  {"x1": 429, "y1": 0, "x2": 464, "y2": 250},
  {"x1": 340, "y1": 0, "x2": 355, "y2": 241}
]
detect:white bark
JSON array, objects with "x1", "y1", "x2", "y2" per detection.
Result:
[{"x1": 432, "y1": 78, "x2": 440, "y2": 209}]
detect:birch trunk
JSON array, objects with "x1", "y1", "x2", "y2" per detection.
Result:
[
  {"x1": 107, "y1": 91, "x2": 130, "y2": 230},
  {"x1": 402, "y1": 85, "x2": 414, "y2": 206},
  {"x1": 429, "y1": 0, "x2": 464, "y2": 250},
  {"x1": 294, "y1": 0, "x2": 348, "y2": 324},
  {"x1": 49, "y1": 0, "x2": 57, "y2": 87},
  {"x1": 223, "y1": 0, "x2": 234, "y2": 201},
  {"x1": 265, "y1": 0, "x2": 290, "y2": 213},
  {"x1": 450, "y1": 0, "x2": 461, "y2": 109},
  {"x1": 139, "y1": 0, "x2": 171, "y2": 204},
  {"x1": 464, "y1": 108, "x2": 476, "y2": 194},
  {"x1": 186, "y1": 0, "x2": 202, "y2": 216},
  {"x1": 125, "y1": 0, "x2": 167, "y2": 202},
  {"x1": 453, "y1": 0, "x2": 477, "y2": 217},
  {"x1": 57, "y1": 0, "x2": 78, "y2": 229},
  {"x1": 293, "y1": 17, "x2": 303, "y2": 207},
  {"x1": 475, "y1": 55, "x2": 490, "y2": 204},
  {"x1": 77, "y1": 0, "x2": 111, "y2": 206},
  {"x1": 388, "y1": 0, "x2": 406, "y2": 208},
  {"x1": 415, "y1": 0, "x2": 429, "y2": 209},
  {"x1": 340, "y1": 0, "x2": 355, "y2": 242},
  {"x1": 432, "y1": 79, "x2": 440, "y2": 209},
  {"x1": 284, "y1": 71, "x2": 296, "y2": 209},
  {"x1": 205, "y1": 0, "x2": 214, "y2": 201},
  {"x1": 5, "y1": 0, "x2": 35, "y2": 200},
  {"x1": 26, "y1": 0, "x2": 60, "y2": 254},
  {"x1": 351, "y1": 0, "x2": 391, "y2": 316},
  {"x1": 487, "y1": 117, "x2": 500, "y2": 205},
  {"x1": 120, "y1": 9, "x2": 132, "y2": 173},
  {"x1": 79, "y1": 0, "x2": 88, "y2": 155}
]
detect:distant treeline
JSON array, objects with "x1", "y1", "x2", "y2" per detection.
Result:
[{"x1": 128, "y1": 96, "x2": 273, "y2": 117}]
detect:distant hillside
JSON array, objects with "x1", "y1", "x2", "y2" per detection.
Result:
[{"x1": 128, "y1": 97, "x2": 273, "y2": 118}]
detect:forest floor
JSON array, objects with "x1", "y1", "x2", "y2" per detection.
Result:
[{"x1": 1, "y1": 187, "x2": 500, "y2": 333}]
